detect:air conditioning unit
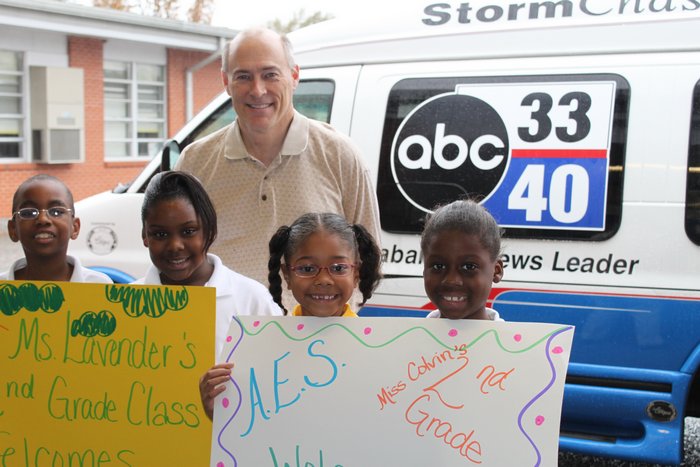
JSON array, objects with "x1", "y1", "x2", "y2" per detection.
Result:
[{"x1": 30, "y1": 66, "x2": 85, "y2": 164}]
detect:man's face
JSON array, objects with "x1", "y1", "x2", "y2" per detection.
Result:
[{"x1": 223, "y1": 31, "x2": 300, "y2": 137}]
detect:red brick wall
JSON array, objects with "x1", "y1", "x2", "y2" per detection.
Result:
[
  {"x1": 167, "y1": 48, "x2": 224, "y2": 136},
  {"x1": 0, "y1": 36, "x2": 146, "y2": 215},
  {"x1": 1, "y1": 39, "x2": 225, "y2": 217}
]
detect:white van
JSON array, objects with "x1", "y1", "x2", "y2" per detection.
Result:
[{"x1": 71, "y1": 4, "x2": 700, "y2": 464}]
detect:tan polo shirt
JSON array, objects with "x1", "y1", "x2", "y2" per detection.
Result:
[{"x1": 176, "y1": 111, "x2": 381, "y2": 308}]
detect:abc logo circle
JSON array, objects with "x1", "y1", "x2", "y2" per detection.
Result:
[{"x1": 390, "y1": 92, "x2": 509, "y2": 212}]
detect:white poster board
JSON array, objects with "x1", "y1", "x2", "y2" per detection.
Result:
[{"x1": 211, "y1": 316, "x2": 574, "y2": 466}]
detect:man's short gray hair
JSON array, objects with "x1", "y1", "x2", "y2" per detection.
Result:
[{"x1": 221, "y1": 28, "x2": 296, "y2": 74}]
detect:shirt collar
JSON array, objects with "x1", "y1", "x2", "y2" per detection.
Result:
[
  {"x1": 142, "y1": 254, "x2": 220, "y2": 294},
  {"x1": 6, "y1": 255, "x2": 81, "y2": 281},
  {"x1": 291, "y1": 303, "x2": 357, "y2": 317},
  {"x1": 224, "y1": 110, "x2": 309, "y2": 161}
]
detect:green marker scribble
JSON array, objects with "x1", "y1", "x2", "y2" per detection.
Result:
[
  {"x1": 0, "y1": 282, "x2": 65, "y2": 315},
  {"x1": 18, "y1": 283, "x2": 41, "y2": 311},
  {"x1": 0, "y1": 284, "x2": 22, "y2": 316},
  {"x1": 40, "y1": 284, "x2": 64, "y2": 313},
  {"x1": 71, "y1": 310, "x2": 117, "y2": 337},
  {"x1": 242, "y1": 320, "x2": 567, "y2": 353},
  {"x1": 105, "y1": 284, "x2": 189, "y2": 318}
]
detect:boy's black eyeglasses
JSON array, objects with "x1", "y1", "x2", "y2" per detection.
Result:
[
  {"x1": 12, "y1": 207, "x2": 73, "y2": 220},
  {"x1": 288, "y1": 263, "x2": 355, "y2": 278}
]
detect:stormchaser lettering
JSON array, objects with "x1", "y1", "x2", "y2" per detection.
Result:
[{"x1": 423, "y1": 1, "x2": 700, "y2": 27}]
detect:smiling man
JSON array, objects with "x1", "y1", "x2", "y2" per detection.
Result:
[{"x1": 175, "y1": 28, "x2": 380, "y2": 309}]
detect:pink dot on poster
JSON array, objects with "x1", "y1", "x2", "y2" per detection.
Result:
[
  {"x1": 297, "y1": 324, "x2": 304, "y2": 331},
  {"x1": 364, "y1": 327, "x2": 372, "y2": 335},
  {"x1": 222, "y1": 398, "x2": 229, "y2": 409},
  {"x1": 514, "y1": 334, "x2": 522, "y2": 342},
  {"x1": 448, "y1": 329, "x2": 458, "y2": 337},
  {"x1": 226, "y1": 336, "x2": 232, "y2": 343},
  {"x1": 552, "y1": 346, "x2": 563, "y2": 354},
  {"x1": 535, "y1": 415, "x2": 545, "y2": 426},
  {"x1": 253, "y1": 320, "x2": 260, "y2": 327},
  {"x1": 217, "y1": 462, "x2": 224, "y2": 467}
]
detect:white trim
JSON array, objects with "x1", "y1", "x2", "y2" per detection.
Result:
[
  {"x1": 1, "y1": 15, "x2": 221, "y2": 51},
  {"x1": 0, "y1": 0, "x2": 235, "y2": 35},
  {"x1": 0, "y1": 0, "x2": 235, "y2": 52},
  {"x1": 104, "y1": 40, "x2": 166, "y2": 65}
]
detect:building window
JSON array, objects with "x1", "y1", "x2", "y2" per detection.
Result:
[
  {"x1": 104, "y1": 61, "x2": 165, "y2": 159},
  {"x1": 0, "y1": 50, "x2": 24, "y2": 160}
]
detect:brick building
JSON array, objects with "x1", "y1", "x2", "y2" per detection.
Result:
[{"x1": 0, "y1": 0, "x2": 236, "y2": 214}]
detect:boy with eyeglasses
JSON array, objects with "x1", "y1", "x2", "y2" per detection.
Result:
[{"x1": 2, "y1": 174, "x2": 111, "y2": 283}]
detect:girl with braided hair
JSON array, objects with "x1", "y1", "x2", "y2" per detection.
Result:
[
  {"x1": 136, "y1": 171, "x2": 282, "y2": 420},
  {"x1": 268, "y1": 212, "x2": 382, "y2": 317}
]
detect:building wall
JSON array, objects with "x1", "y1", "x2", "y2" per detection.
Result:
[
  {"x1": 167, "y1": 49, "x2": 224, "y2": 136},
  {"x1": 0, "y1": 36, "x2": 224, "y2": 216},
  {"x1": 0, "y1": 37, "x2": 144, "y2": 216}
]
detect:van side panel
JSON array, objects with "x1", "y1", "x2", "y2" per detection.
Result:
[{"x1": 348, "y1": 50, "x2": 700, "y2": 464}]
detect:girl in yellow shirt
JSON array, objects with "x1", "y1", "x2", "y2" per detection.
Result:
[{"x1": 268, "y1": 212, "x2": 382, "y2": 317}]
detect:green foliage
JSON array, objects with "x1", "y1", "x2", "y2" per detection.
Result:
[
  {"x1": 268, "y1": 8, "x2": 334, "y2": 34},
  {"x1": 91, "y1": 0, "x2": 213, "y2": 24}
]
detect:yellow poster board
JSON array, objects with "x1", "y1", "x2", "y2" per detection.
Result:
[{"x1": 0, "y1": 281, "x2": 215, "y2": 466}]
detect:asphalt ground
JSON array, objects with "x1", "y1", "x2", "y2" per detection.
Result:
[{"x1": 1, "y1": 222, "x2": 698, "y2": 465}]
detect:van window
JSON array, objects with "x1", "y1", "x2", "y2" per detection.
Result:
[
  {"x1": 376, "y1": 74, "x2": 629, "y2": 241},
  {"x1": 686, "y1": 78, "x2": 700, "y2": 245},
  {"x1": 293, "y1": 80, "x2": 335, "y2": 123},
  {"x1": 181, "y1": 79, "x2": 335, "y2": 147}
]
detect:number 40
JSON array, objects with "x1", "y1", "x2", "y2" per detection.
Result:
[{"x1": 507, "y1": 164, "x2": 589, "y2": 223}]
